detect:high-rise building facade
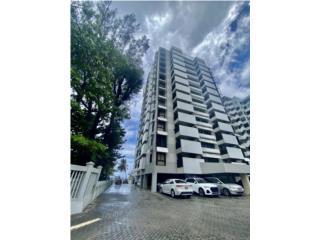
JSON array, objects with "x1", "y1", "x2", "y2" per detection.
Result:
[
  {"x1": 223, "y1": 96, "x2": 250, "y2": 161},
  {"x1": 133, "y1": 46, "x2": 250, "y2": 194}
]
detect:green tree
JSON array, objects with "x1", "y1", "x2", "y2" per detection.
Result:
[{"x1": 71, "y1": 1, "x2": 149, "y2": 178}]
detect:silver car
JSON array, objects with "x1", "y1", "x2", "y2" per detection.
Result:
[{"x1": 205, "y1": 177, "x2": 244, "y2": 196}]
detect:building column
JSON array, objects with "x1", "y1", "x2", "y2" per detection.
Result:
[
  {"x1": 240, "y1": 174, "x2": 250, "y2": 195},
  {"x1": 151, "y1": 172, "x2": 157, "y2": 193},
  {"x1": 142, "y1": 174, "x2": 148, "y2": 189}
]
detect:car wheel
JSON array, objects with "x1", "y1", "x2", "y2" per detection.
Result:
[
  {"x1": 199, "y1": 188, "x2": 205, "y2": 197},
  {"x1": 171, "y1": 189, "x2": 175, "y2": 198},
  {"x1": 159, "y1": 187, "x2": 163, "y2": 194},
  {"x1": 223, "y1": 188, "x2": 230, "y2": 196}
]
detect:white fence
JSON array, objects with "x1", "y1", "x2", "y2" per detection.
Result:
[{"x1": 71, "y1": 162, "x2": 112, "y2": 215}]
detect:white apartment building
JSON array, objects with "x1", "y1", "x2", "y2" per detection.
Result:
[
  {"x1": 133, "y1": 47, "x2": 250, "y2": 194},
  {"x1": 223, "y1": 96, "x2": 250, "y2": 161}
]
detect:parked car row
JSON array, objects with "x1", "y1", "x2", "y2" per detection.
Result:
[{"x1": 158, "y1": 177, "x2": 244, "y2": 198}]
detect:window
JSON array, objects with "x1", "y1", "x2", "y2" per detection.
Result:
[
  {"x1": 176, "y1": 139, "x2": 181, "y2": 149},
  {"x1": 198, "y1": 129, "x2": 211, "y2": 135},
  {"x1": 149, "y1": 153, "x2": 153, "y2": 163},
  {"x1": 201, "y1": 142, "x2": 215, "y2": 149},
  {"x1": 158, "y1": 109, "x2": 166, "y2": 118},
  {"x1": 159, "y1": 89, "x2": 165, "y2": 96},
  {"x1": 175, "y1": 180, "x2": 186, "y2": 184},
  {"x1": 156, "y1": 153, "x2": 166, "y2": 166},
  {"x1": 159, "y1": 73, "x2": 166, "y2": 80},
  {"x1": 158, "y1": 98, "x2": 166, "y2": 106},
  {"x1": 177, "y1": 154, "x2": 183, "y2": 167},
  {"x1": 186, "y1": 178, "x2": 194, "y2": 183},
  {"x1": 156, "y1": 135, "x2": 167, "y2": 147},
  {"x1": 204, "y1": 157, "x2": 219, "y2": 163},
  {"x1": 194, "y1": 107, "x2": 206, "y2": 113},
  {"x1": 157, "y1": 121, "x2": 166, "y2": 131},
  {"x1": 208, "y1": 178, "x2": 221, "y2": 184},
  {"x1": 196, "y1": 117, "x2": 209, "y2": 123},
  {"x1": 159, "y1": 82, "x2": 166, "y2": 88},
  {"x1": 192, "y1": 98, "x2": 203, "y2": 104},
  {"x1": 215, "y1": 132, "x2": 222, "y2": 141}
]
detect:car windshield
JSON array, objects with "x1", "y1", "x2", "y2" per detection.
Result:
[
  {"x1": 175, "y1": 180, "x2": 186, "y2": 183},
  {"x1": 196, "y1": 179, "x2": 208, "y2": 183},
  {"x1": 206, "y1": 177, "x2": 223, "y2": 184}
]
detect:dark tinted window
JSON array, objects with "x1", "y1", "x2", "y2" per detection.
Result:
[{"x1": 175, "y1": 180, "x2": 186, "y2": 184}]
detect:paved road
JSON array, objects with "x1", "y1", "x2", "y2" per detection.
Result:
[{"x1": 71, "y1": 184, "x2": 249, "y2": 240}]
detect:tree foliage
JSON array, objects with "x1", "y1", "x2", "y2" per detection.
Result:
[{"x1": 71, "y1": 1, "x2": 149, "y2": 179}]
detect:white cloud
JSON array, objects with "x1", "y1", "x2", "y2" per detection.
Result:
[{"x1": 192, "y1": 2, "x2": 250, "y2": 98}]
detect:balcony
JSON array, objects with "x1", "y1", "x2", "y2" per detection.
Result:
[
  {"x1": 176, "y1": 112, "x2": 196, "y2": 125},
  {"x1": 173, "y1": 63, "x2": 187, "y2": 73},
  {"x1": 175, "y1": 83, "x2": 190, "y2": 94},
  {"x1": 200, "y1": 71, "x2": 212, "y2": 79},
  {"x1": 206, "y1": 94, "x2": 222, "y2": 104},
  {"x1": 175, "y1": 91, "x2": 192, "y2": 103},
  {"x1": 221, "y1": 147, "x2": 245, "y2": 160},
  {"x1": 172, "y1": 58, "x2": 185, "y2": 67},
  {"x1": 190, "y1": 85, "x2": 202, "y2": 94},
  {"x1": 201, "y1": 75, "x2": 213, "y2": 82},
  {"x1": 202, "y1": 147, "x2": 220, "y2": 154},
  {"x1": 193, "y1": 101, "x2": 206, "y2": 109},
  {"x1": 201, "y1": 80, "x2": 216, "y2": 89},
  {"x1": 173, "y1": 69, "x2": 188, "y2": 79},
  {"x1": 218, "y1": 133, "x2": 239, "y2": 145},
  {"x1": 172, "y1": 54, "x2": 184, "y2": 62},
  {"x1": 211, "y1": 111, "x2": 229, "y2": 122},
  {"x1": 141, "y1": 143, "x2": 148, "y2": 155},
  {"x1": 175, "y1": 101, "x2": 194, "y2": 113},
  {"x1": 143, "y1": 123, "x2": 149, "y2": 132},
  {"x1": 239, "y1": 133, "x2": 250, "y2": 141},
  {"x1": 208, "y1": 102, "x2": 225, "y2": 113},
  {"x1": 181, "y1": 157, "x2": 204, "y2": 174},
  {"x1": 142, "y1": 132, "x2": 148, "y2": 143},
  {"x1": 176, "y1": 125, "x2": 199, "y2": 138},
  {"x1": 205, "y1": 87, "x2": 219, "y2": 96},
  {"x1": 173, "y1": 76, "x2": 189, "y2": 86},
  {"x1": 199, "y1": 133, "x2": 216, "y2": 141},
  {"x1": 138, "y1": 157, "x2": 146, "y2": 170},
  {"x1": 190, "y1": 92, "x2": 205, "y2": 101},
  {"x1": 195, "y1": 120, "x2": 212, "y2": 129},
  {"x1": 178, "y1": 139, "x2": 203, "y2": 155},
  {"x1": 200, "y1": 162, "x2": 250, "y2": 174}
]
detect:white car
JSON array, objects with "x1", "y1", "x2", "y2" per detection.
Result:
[
  {"x1": 159, "y1": 179, "x2": 193, "y2": 198},
  {"x1": 185, "y1": 177, "x2": 220, "y2": 197},
  {"x1": 205, "y1": 177, "x2": 244, "y2": 196}
]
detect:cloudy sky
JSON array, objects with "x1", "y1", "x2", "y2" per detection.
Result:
[{"x1": 112, "y1": 1, "x2": 250, "y2": 175}]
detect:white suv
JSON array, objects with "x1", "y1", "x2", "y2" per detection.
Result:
[
  {"x1": 185, "y1": 177, "x2": 220, "y2": 197},
  {"x1": 159, "y1": 179, "x2": 193, "y2": 198},
  {"x1": 205, "y1": 177, "x2": 244, "y2": 196}
]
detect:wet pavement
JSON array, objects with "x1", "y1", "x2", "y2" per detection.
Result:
[{"x1": 71, "y1": 184, "x2": 249, "y2": 240}]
